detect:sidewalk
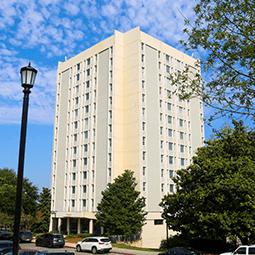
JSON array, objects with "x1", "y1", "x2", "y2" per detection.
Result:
[{"x1": 64, "y1": 242, "x2": 159, "y2": 255}]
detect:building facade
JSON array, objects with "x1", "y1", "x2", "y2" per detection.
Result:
[{"x1": 50, "y1": 27, "x2": 204, "y2": 248}]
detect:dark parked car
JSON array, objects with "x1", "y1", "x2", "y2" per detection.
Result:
[
  {"x1": 0, "y1": 232, "x2": 11, "y2": 240},
  {"x1": 36, "y1": 234, "x2": 65, "y2": 248},
  {"x1": 158, "y1": 247, "x2": 203, "y2": 255},
  {"x1": 5, "y1": 249, "x2": 39, "y2": 255},
  {"x1": 19, "y1": 232, "x2": 33, "y2": 243},
  {"x1": 0, "y1": 241, "x2": 14, "y2": 248},
  {"x1": 0, "y1": 247, "x2": 13, "y2": 255},
  {"x1": 36, "y1": 251, "x2": 74, "y2": 255}
]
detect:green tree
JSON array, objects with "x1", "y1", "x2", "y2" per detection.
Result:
[
  {"x1": 172, "y1": 0, "x2": 255, "y2": 122},
  {"x1": 0, "y1": 168, "x2": 39, "y2": 217},
  {"x1": 33, "y1": 187, "x2": 51, "y2": 233},
  {"x1": 159, "y1": 121, "x2": 255, "y2": 244},
  {"x1": 97, "y1": 170, "x2": 147, "y2": 236}
]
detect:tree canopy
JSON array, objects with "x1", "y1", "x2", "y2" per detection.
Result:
[
  {"x1": 0, "y1": 168, "x2": 38, "y2": 217},
  {"x1": 172, "y1": 0, "x2": 255, "y2": 122},
  {"x1": 97, "y1": 170, "x2": 147, "y2": 236},
  {"x1": 159, "y1": 121, "x2": 255, "y2": 244}
]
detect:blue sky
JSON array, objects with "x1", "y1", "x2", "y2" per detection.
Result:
[{"x1": 0, "y1": 0, "x2": 227, "y2": 192}]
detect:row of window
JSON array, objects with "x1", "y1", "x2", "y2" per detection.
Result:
[{"x1": 142, "y1": 182, "x2": 174, "y2": 193}]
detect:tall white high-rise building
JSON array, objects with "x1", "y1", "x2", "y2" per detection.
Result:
[{"x1": 50, "y1": 27, "x2": 204, "y2": 248}]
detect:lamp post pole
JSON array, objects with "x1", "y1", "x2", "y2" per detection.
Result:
[{"x1": 13, "y1": 63, "x2": 37, "y2": 255}]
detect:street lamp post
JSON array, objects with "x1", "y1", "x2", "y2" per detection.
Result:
[{"x1": 13, "y1": 63, "x2": 37, "y2": 255}]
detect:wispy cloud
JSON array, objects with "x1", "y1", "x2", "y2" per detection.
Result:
[{"x1": 0, "y1": 0, "x2": 199, "y2": 125}]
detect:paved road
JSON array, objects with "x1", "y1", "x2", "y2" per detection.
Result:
[{"x1": 19, "y1": 242, "x2": 159, "y2": 255}]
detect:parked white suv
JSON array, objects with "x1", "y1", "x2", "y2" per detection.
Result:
[
  {"x1": 76, "y1": 237, "x2": 112, "y2": 254},
  {"x1": 220, "y1": 245, "x2": 255, "y2": 255}
]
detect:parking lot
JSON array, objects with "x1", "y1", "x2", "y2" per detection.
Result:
[{"x1": 19, "y1": 242, "x2": 158, "y2": 255}]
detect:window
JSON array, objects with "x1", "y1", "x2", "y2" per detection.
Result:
[
  {"x1": 74, "y1": 134, "x2": 77, "y2": 142},
  {"x1": 73, "y1": 160, "x2": 76, "y2": 168},
  {"x1": 177, "y1": 59, "x2": 181, "y2": 68},
  {"x1": 160, "y1": 113, "x2": 163, "y2": 121},
  {"x1": 77, "y1": 63, "x2": 80, "y2": 71},
  {"x1": 170, "y1": 184, "x2": 174, "y2": 193},
  {"x1": 84, "y1": 158, "x2": 87, "y2": 166},
  {"x1": 74, "y1": 121, "x2": 78, "y2": 129},
  {"x1": 83, "y1": 185, "x2": 87, "y2": 193},
  {"x1": 108, "y1": 168, "x2": 111, "y2": 177},
  {"x1": 109, "y1": 97, "x2": 112, "y2": 105},
  {"x1": 180, "y1": 132, "x2": 184, "y2": 140},
  {"x1": 83, "y1": 199, "x2": 86, "y2": 207},
  {"x1": 169, "y1": 170, "x2": 173, "y2": 178},
  {"x1": 166, "y1": 65, "x2": 170, "y2": 73},
  {"x1": 86, "y1": 80, "x2": 90, "y2": 88},
  {"x1": 109, "y1": 139, "x2": 112, "y2": 148},
  {"x1": 85, "y1": 105, "x2": 89, "y2": 113},
  {"x1": 109, "y1": 124, "x2": 112, "y2": 133},
  {"x1": 167, "y1": 103, "x2": 171, "y2": 111},
  {"x1": 76, "y1": 85, "x2": 79, "y2": 93},
  {"x1": 86, "y1": 93, "x2": 89, "y2": 100},
  {"x1": 167, "y1": 90, "x2": 171, "y2": 98},
  {"x1": 180, "y1": 119, "x2": 183, "y2": 127},
  {"x1": 108, "y1": 153, "x2": 111, "y2": 162},
  {"x1": 85, "y1": 118, "x2": 88, "y2": 126},
  {"x1": 141, "y1": 54, "x2": 144, "y2": 62},
  {"x1": 159, "y1": 74, "x2": 162, "y2": 82},
  {"x1": 161, "y1": 183, "x2": 164, "y2": 192},
  {"x1": 72, "y1": 186, "x2": 75, "y2": 194},
  {"x1": 73, "y1": 147, "x2": 77, "y2": 154},
  {"x1": 161, "y1": 169, "x2": 164, "y2": 177},
  {"x1": 141, "y1": 43, "x2": 144, "y2": 51},
  {"x1": 142, "y1": 122, "x2": 146, "y2": 131},
  {"x1": 160, "y1": 140, "x2": 163, "y2": 149},
  {"x1": 77, "y1": 73, "x2": 80, "y2": 81},
  {"x1": 75, "y1": 109, "x2": 78, "y2": 116},
  {"x1": 142, "y1": 137, "x2": 146, "y2": 146},
  {"x1": 180, "y1": 145, "x2": 184, "y2": 153},
  {"x1": 158, "y1": 51, "x2": 161, "y2": 58},
  {"x1": 160, "y1": 127, "x2": 163, "y2": 135},
  {"x1": 109, "y1": 110, "x2": 112, "y2": 119},
  {"x1": 158, "y1": 62, "x2": 161, "y2": 69},
  {"x1": 83, "y1": 171, "x2": 87, "y2": 179},
  {"x1": 72, "y1": 172, "x2": 76, "y2": 180},
  {"x1": 110, "y1": 46, "x2": 113, "y2": 54},
  {"x1": 72, "y1": 200, "x2": 75, "y2": 207},
  {"x1": 169, "y1": 156, "x2": 173, "y2": 164},
  {"x1": 159, "y1": 100, "x2": 162, "y2": 108},
  {"x1": 168, "y1": 116, "x2": 172, "y2": 124},
  {"x1": 168, "y1": 129, "x2": 172, "y2": 137},
  {"x1": 179, "y1": 106, "x2": 183, "y2": 115},
  {"x1": 169, "y1": 142, "x2": 173, "y2": 151},
  {"x1": 142, "y1": 67, "x2": 145, "y2": 76},
  {"x1": 75, "y1": 97, "x2": 79, "y2": 104},
  {"x1": 92, "y1": 184, "x2": 94, "y2": 193},
  {"x1": 143, "y1": 151, "x2": 146, "y2": 160},
  {"x1": 84, "y1": 131, "x2": 88, "y2": 139},
  {"x1": 143, "y1": 182, "x2": 146, "y2": 191},
  {"x1": 166, "y1": 54, "x2": 170, "y2": 62},
  {"x1": 143, "y1": 167, "x2": 146, "y2": 176},
  {"x1": 110, "y1": 58, "x2": 113, "y2": 67},
  {"x1": 159, "y1": 87, "x2": 162, "y2": 95},
  {"x1": 110, "y1": 70, "x2": 113, "y2": 79},
  {"x1": 154, "y1": 219, "x2": 163, "y2": 225},
  {"x1": 86, "y1": 69, "x2": 90, "y2": 76},
  {"x1": 142, "y1": 94, "x2": 145, "y2": 103},
  {"x1": 87, "y1": 58, "x2": 90, "y2": 65},
  {"x1": 109, "y1": 83, "x2": 113, "y2": 92},
  {"x1": 142, "y1": 108, "x2": 145, "y2": 117},
  {"x1": 142, "y1": 80, "x2": 145, "y2": 89},
  {"x1": 181, "y1": 158, "x2": 185, "y2": 166},
  {"x1": 161, "y1": 155, "x2": 164, "y2": 163}
]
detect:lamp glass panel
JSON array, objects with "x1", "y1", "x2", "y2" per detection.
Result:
[{"x1": 26, "y1": 70, "x2": 33, "y2": 85}]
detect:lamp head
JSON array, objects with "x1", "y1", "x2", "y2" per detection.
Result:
[{"x1": 20, "y1": 62, "x2": 37, "y2": 89}]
